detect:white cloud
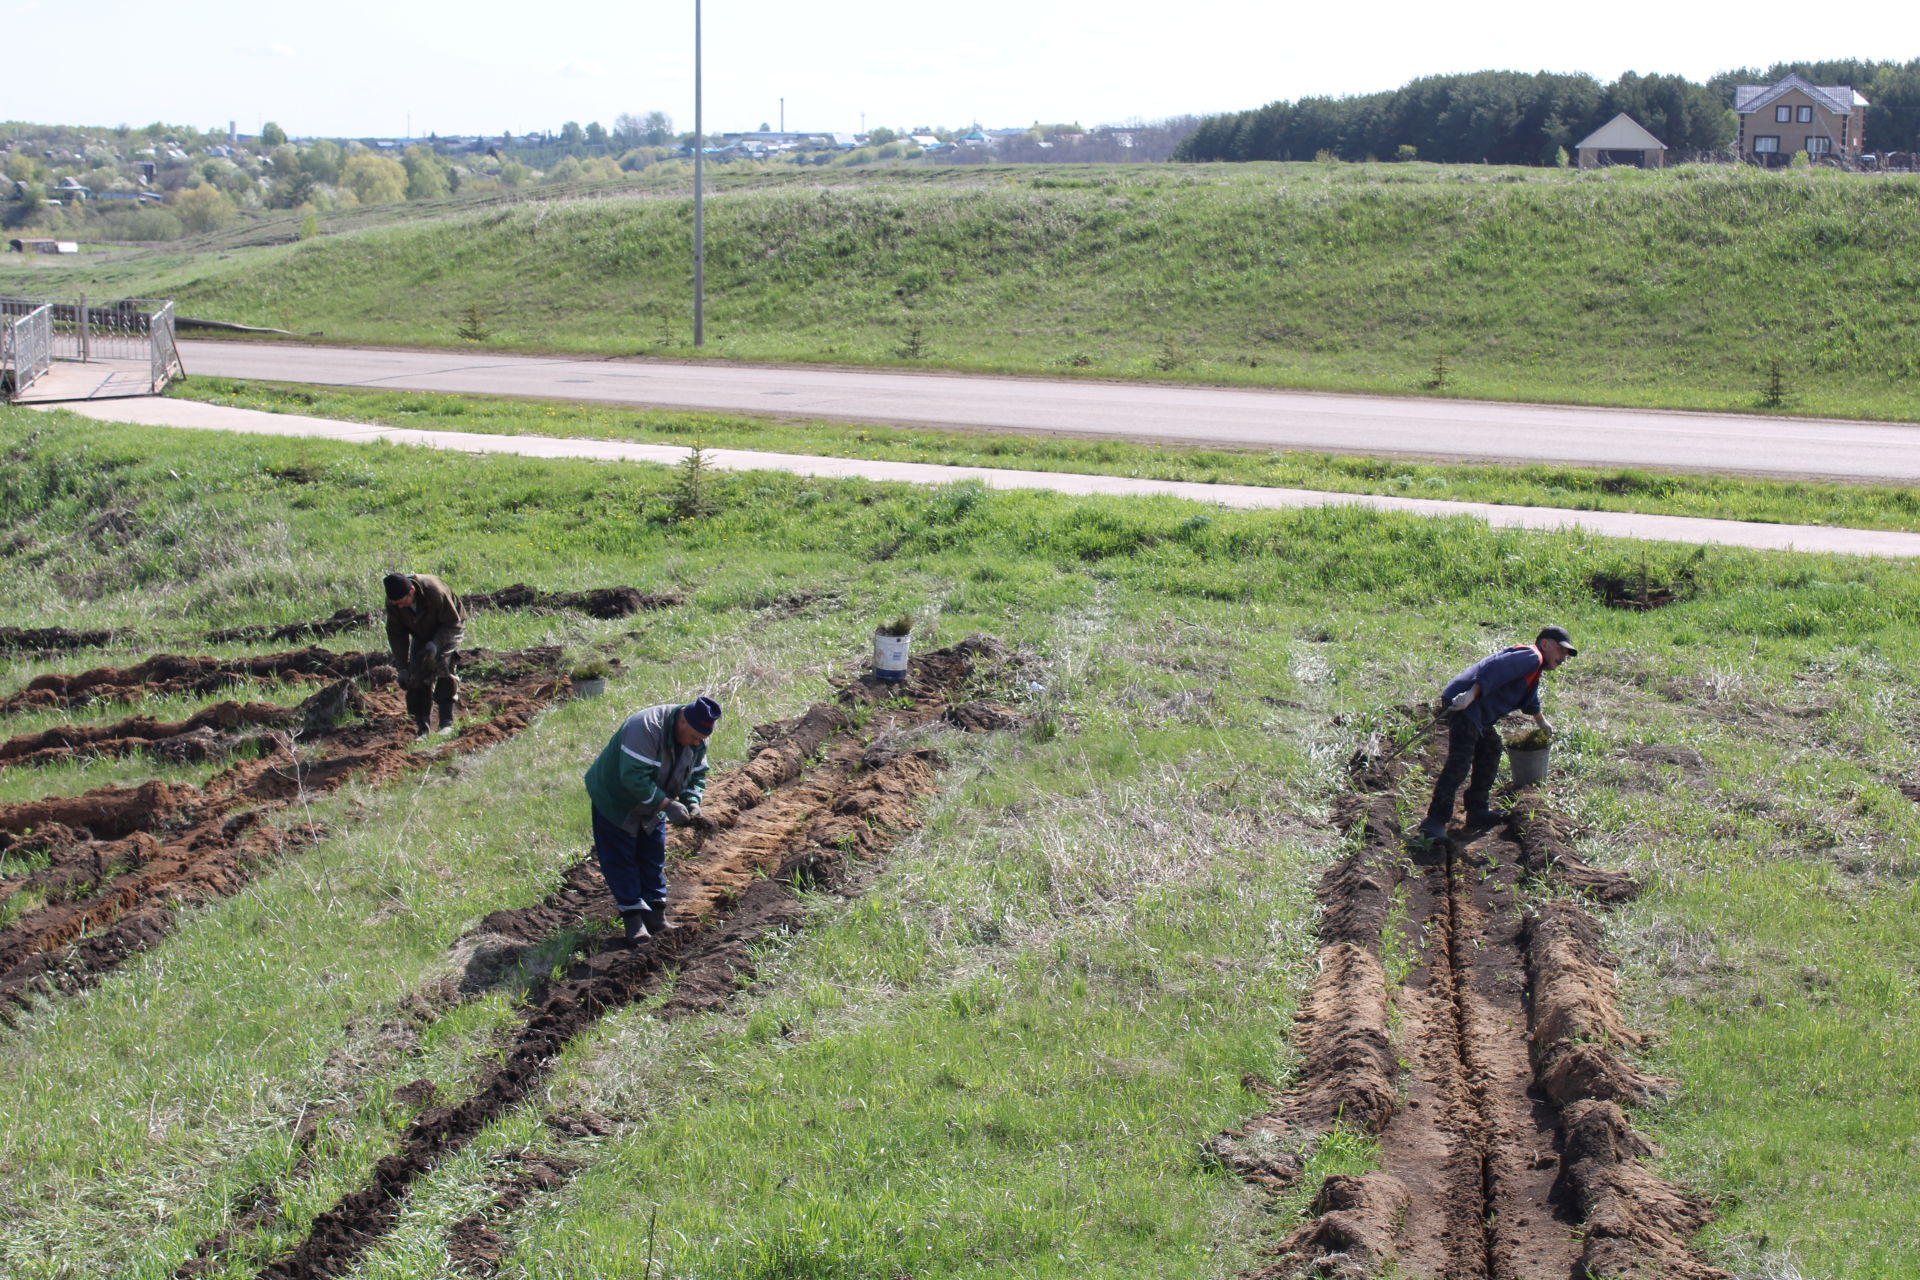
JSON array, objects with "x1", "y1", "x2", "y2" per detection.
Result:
[{"x1": 555, "y1": 58, "x2": 607, "y2": 79}]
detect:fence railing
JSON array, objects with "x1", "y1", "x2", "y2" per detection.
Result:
[
  {"x1": 149, "y1": 300, "x2": 182, "y2": 392},
  {"x1": 1, "y1": 295, "x2": 183, "y2": 398},
  {"x1": 1, "y1": 303, "x2": 54, "y2": 397}
]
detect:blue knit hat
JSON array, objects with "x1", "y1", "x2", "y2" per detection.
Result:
[{"x1": 683, "y1": 696, "x2": 722, "y2": 735}]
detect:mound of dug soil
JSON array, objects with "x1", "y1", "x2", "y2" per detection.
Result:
[
  {"x1": 0, "y1": 646, "x2": 570, "y2": 1020},
  {"x1": 190, "y1": 637, "x2": 1022, "y2": 1280},
  {"x1": 199, "y1": 584, "x2": 681, "y2": 646},
  {"x1": 461, "y1": 583, "x2": 683, "y2": 618},
  {"x1": 1219, "y1": 711, "x2": 1726, "y2": 1280},
  {"x1": 0, "y1": 698, "x2": 307, "y2": 769},
  {"x1": 0, "y1": 646, "x2": 388, "y2": 714},
  {"x1": 205, "y1": 609, "x2": 376, "y2": 645},
  {"x1": 0, "y1": 625, "x2": 118, "y2": 653}
]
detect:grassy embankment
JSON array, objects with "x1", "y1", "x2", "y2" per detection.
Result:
[
  {"x1": 0, "y1": 405, "x2": 1914, "y2": 1278},
  {"x1": 180, "y1": 377, "x2": 1920, "y2": 533},
  {"x1": 7, "y1": 162, "x2": 1920, "y2": 421}
]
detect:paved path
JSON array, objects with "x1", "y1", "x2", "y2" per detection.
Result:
[
  {"x1": 11, "y1": 358, "x2": 153, "y2": 404},
  {"x1": 38, "y1": 397, "x2": 1920, "y2": 560},
  {"x1": 177, "y1": 340, "x2": 1920, "y2": 483}
]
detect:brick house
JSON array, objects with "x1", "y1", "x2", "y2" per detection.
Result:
[{"x1": 1734, "y1": 73, "x2": 1867, "y2": 166}]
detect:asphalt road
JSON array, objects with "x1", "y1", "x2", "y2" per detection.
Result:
[{"x1": 177, "y1": 341, "x2": 1920, "y2": 483}]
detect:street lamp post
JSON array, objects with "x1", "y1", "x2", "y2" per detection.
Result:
[{"x1": 693, "y1": 0, "x2": 704, "y2": 347}]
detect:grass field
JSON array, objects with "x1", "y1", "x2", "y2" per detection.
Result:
[
  {"x1": 0, "y1": 404, "x2": 1915, "y2": 1278},
  {"x1": 176, "y1": 377, "x2": 1920, "y2": 534},
  {"x1": 7, "y1": 161, "x2": 1920, "y2": 422}
]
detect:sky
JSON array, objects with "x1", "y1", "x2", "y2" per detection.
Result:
[{"x1": 5, "y1": 0, "x2": 1911, "y2": 139}]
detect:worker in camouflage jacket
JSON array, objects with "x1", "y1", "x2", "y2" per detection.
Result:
[
  {"x1": 1416, "y1": 625, "x2": 1576, "y2": 844},
  {"x1": 583, "y1": 696, "x2": 720, "y2": 944},
  {"x1": 383, "y1": 572, "x2": 466, "y2": 737}
]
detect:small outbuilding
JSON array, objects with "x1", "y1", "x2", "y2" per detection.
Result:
[{"x1": 1575, "y1": 113, "x2": 1668, "y2": 169}]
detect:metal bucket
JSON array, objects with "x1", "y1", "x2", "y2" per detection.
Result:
[
  {"x1": 872, "y1": 631, "x2": 911, "y2": 682},
  {"x1": 1508, "y1": 746, "x2": 1550, "y2": 786}
]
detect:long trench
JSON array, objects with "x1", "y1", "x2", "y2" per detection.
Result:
[
  {"x1": 1217, "y1": 711, "x2": 1726, "y2": 1280},
  {"x1": 1381, "y1": 809, "x2": 1577, "y2": 1278}
]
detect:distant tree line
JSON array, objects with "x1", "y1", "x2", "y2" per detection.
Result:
[{"x1": 1176, "y1": 62, "x2": 1920, "y2": 165}]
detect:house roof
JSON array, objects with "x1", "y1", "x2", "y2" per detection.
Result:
[
  {"x1": 1734, "y1": 73, "x2": 1862, "y2": 116},
  {"x1": 1575, "y1": 113, "x2": 1667, "y2": 151}
]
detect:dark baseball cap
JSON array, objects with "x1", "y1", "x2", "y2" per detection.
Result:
[{"x1": 1537, "y1": 625, "x2": 1578, "y2": 656}]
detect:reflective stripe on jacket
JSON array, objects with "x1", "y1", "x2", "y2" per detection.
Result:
[{"x1": 584, "y1": 702, "x2": 710, "y2": 834}]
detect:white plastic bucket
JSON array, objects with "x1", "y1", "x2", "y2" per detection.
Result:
[
  {"x1": 1508, "y1": 746, "x2": 1550, "y2": 786},
  {"x1": 873, "y1": 632, "x2": 911, "y2": 682}
]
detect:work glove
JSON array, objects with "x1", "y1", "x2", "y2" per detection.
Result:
[
  {"x1": 663, "y1": 799, "x2": 693, "y2": 827},
  {"x1": 396, "y1": 662, "x2": 414, "y2": 685},
  {"x1": 1449, "y1": 687, "x2": 1478, "y2": 711},
  {"x1": 419, "y1": 641, "x2": 440, "y2": 665}
]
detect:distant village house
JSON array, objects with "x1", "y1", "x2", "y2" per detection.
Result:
[
  {"x1": 1574, "y1": 114, "x2": 1667, "y2": 168},
  {"x1": 1734, "y1": 73, "x2": 1867, "y2": 165}
]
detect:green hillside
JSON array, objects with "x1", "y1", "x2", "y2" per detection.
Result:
[{"x1": 7, "y1": 162, "x2": 1920, "y2": 419}]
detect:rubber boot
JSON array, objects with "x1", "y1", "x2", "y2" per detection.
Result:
[
  {"x1": 1463, "y1": 796, "x2": 1508, "y2": 827},
  {"x1": 638, "y1": 900, "x2": 668, "y2": 936},
  {"x1": 406, "y1": 685, "x2": 432, "y2": 739},
  {"x1": 435, "y1": 700, "x2": 457, "y2": 737},
  {"x1": 1415, "y1": 815, "x2": 1450, "y2": 845},
  {"x1": 621, "y1": 909, "x2": 650, "y2": 946}
]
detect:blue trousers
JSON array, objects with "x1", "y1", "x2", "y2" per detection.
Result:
[{"x1": 591, "y1": 808, "x2": 667, "y2": 912}]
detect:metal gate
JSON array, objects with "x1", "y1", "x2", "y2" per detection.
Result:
[
  {"x1": 0, "y1": 302, "x2": 54, "y2": 397},
  {"x1": 1, "y1": 296, "x2": 183, "y2": 400},
  {"x1": 149, "y1": 300, "x2": 183, "y2": 390}
]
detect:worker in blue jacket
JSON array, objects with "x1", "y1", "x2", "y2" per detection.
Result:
[
  {"x1": 1417, "y1": 626, "x2": 1576, "y2": 844},
  {"x1": 583, "y1": 696, "x2": 721, "y2": 944}
]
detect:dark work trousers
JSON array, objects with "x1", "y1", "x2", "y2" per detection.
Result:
[
  {"x1": 1424, "y1": 712, "x2": 1504, "y2": 825},
  {"x1": 591, "y1": 807, "x2": 669, "y2": 912},
  {"x1": 402, "y1": 647, "x2": 460, "y2": 723}
]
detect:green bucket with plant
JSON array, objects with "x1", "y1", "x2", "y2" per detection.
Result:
[
  {"x1": 570, "y1": 657, "x2": 612, "y2": 698},
  {"x1": 1504, "y1": 724, "x2": 1552, "y2": 785}
]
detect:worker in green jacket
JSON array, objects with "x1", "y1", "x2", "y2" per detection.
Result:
[{"x1": 583, "y1": 696, "x2": 720, "y2": 944}]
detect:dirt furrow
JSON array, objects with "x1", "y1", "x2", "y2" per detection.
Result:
[
  {"x1": 0, "y1": 699, "x2": 300, "y2": 767},
  {"x1": 200, "y1": 638, "x2": 1018, "y2": 1280},
  {"x1": 0, "y1": 648, "x2": 570, "y2": 1019},
  {"x1": 1224, "y1": 711, "x2": 1726, "y2": 1280},
  {"x1": 201, "y1": 583, "x2": 681, "y2": 646},
  {"x1": 0, "y1": 625, "x2": 119, "y2": 653},
  {"x1": 0, "y1": 646, "x2": 390, "y2": 714}
]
